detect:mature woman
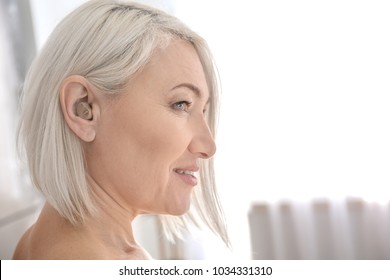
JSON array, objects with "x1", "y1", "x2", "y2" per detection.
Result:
[{"x1": 13, "y1": 0, "x2": 228, "y2": 259}]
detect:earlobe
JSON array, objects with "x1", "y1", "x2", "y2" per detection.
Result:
[{"x1": 60, "y1": 75, "x2": 98, "y2": 142}]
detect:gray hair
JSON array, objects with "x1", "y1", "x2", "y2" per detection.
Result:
[{"x1": 18, "y1": 0, "x2": 228, "y2": 246}]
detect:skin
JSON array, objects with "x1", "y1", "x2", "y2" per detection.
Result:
[{"x1": 13, "y1": 39, "x2": 216, "y2": 259}]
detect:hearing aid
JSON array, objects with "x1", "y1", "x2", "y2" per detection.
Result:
[{"x1": 76, "y1": 102, "x2": 93, "y2": 120}]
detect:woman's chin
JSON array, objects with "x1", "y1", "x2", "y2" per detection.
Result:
[{"x1": 165, "y1": 201, "x2": 191, "y2": 216}]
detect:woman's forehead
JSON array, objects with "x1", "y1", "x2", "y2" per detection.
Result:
[{"x1": 129, "y1": 39, "x2": 210, "y2": 100}]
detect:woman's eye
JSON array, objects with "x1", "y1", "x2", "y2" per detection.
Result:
[{"x1": 172, "y1": 101, "x2": 192, "y2": 112}]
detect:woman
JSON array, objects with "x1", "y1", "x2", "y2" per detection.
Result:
[{"x1": 13, "y1": 0, "x2": 228, "y2": 259}]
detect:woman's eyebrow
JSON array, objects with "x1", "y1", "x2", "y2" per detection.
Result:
[{"x1": 170, "y1": 83, "x2": 210, "y2": 103}]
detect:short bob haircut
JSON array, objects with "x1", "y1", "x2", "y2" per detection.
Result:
[{"x1": 18, "y1": 0, "x2": 228, "y2": 245}]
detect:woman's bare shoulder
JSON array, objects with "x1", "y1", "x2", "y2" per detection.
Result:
[
  {"x1": 13, "y1": 224, "x2": 108, "y2": 259},
  {"x1": 13, "y1": 225, "x2": 33, "y2": 259},
  {"x1": 13, "y1": 205, "x2": 152, "y2": 260},
  {"x1": 41, "y1": 242, "x2": 110, "y2": 260},
  {"x1": 12, "y1": 222, "x2": 150, "y2": 260}
]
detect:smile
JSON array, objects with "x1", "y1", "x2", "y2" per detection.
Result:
[
  {"x1": 174, "y1": 169, "x2": 195, "y2": 176},
  {"x1": 174, "y1": 169, "x2": 198, "y2": 186}
]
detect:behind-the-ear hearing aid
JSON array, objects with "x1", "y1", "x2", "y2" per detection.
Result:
[{"x1": 76, "y1": 102, "x2": 93, "y2": 120}]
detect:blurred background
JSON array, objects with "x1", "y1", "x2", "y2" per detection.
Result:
[{"x1": 1, "y1": 0, "x2": 390, "y2": 260}]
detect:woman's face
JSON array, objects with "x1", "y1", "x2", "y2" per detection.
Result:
[{"x1": 87, "y1": 40, "x2": 216, "y2": 216}]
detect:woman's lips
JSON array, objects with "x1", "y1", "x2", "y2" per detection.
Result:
[{"x1": 174, "y1": 168, "x2": 198, "y2": 186}]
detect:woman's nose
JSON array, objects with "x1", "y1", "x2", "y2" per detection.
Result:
[{"x1": 188, "y1": 119, "x2": 216, "y2": 159}]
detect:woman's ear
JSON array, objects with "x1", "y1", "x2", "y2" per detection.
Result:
[{"x1": 59, "y1": 75, "x2": 99, "y2": 142}]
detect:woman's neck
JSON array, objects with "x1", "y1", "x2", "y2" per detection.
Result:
[{"x1": 83, "y1": 175, "x2": 151, "y2": 259}]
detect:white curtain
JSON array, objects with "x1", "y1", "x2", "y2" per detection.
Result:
[
  {"x1": 0, "y1": 0, "x2": 20, "y2": 198},
  {"x1": 249, "y1": 199, "x2": 390, "y2": 259}
]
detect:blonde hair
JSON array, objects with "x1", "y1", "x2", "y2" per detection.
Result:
[{"x1": 18, "y1": 0, "x2": 228, "y2": 246}]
